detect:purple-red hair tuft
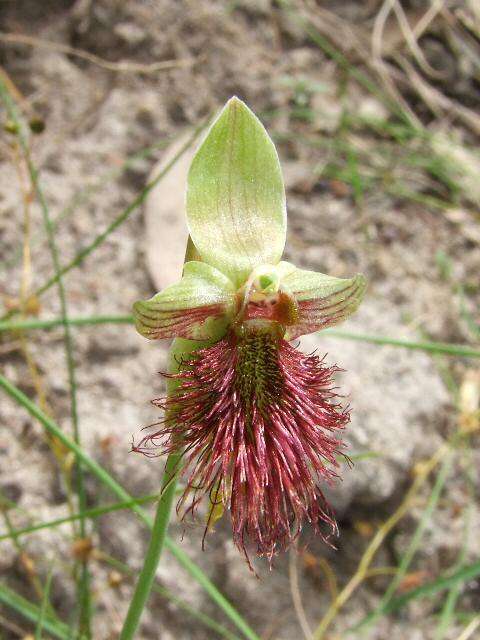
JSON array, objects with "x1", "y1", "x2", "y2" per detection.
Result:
[{"x1": 133, "y1": 322, "x2": 350, "y2": 565}]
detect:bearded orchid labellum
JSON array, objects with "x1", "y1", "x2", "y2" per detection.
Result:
[{"x1": 133, "y1": 97, "x2": 366, "y2": 565}]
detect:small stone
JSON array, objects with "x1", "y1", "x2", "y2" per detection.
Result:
[
  {"x1": 357, "y1": 96, "x2": 389, "y2": 122},
  {"x1": 114, "y1": 22, "x2": 147, "y2": 46}
]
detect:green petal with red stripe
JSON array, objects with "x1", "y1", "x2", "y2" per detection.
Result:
[
  {"x1": 278, "y1": 263, "x2": 367, "y2": 339},
  {"x1": 133, "y1": 261, "x2": 235, "y2": 341}
]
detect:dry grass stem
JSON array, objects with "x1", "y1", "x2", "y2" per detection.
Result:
[
  {"x1": 289, "y1": 547, "x2": 313, "y2": 640},
  {"x1": 0, "y1": 32, "x2": 196, "y2": 74},
  {"x1": 312, "y1": 444, "x2": 450, "y2": 639}
]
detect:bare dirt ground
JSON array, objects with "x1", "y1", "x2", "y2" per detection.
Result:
[{"x1": 1, "y1": 1, "x2": 479, "y2": 639}]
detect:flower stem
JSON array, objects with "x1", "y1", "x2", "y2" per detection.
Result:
[
  {"x1": 120, "y1": 235, "x2": 201, "y2": 639},
  {"x1": 119, "y1": 451, "x2": 181, "y2": 640}
]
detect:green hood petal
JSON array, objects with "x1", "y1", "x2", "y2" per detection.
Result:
[{"x1": 186, "y1": 97, "x2": 286, "y2": 287}]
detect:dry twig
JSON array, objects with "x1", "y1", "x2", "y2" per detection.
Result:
[
  {"x1": 0, "y1": 32, "x2": 195, "y2": 74},
  {"x1": 289, "y1": 546, "x2": 312, "y2": 640}
]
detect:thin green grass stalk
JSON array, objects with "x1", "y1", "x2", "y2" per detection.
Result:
[
  {"x1": 356, "y1": 452, "x2": 454, "y2": 631},
  {"x1": 0, "y1": 120, "x2": 207, "y2": 323},
  {"x1": 2, "y1": 139, "x2": 172, "y2": 272},
  {"x1": 0, "y1": 493, "x2": 160, "y2": 542},
  {"x1": 1, "y1": 492, "x2": 26, "y2": 554},
  {"x1": 0, "y1": 78, "x2": 91, "y2": 637},
  {"x1": 35, "y1": 566, "x2": 54, "y2": 640},
  {"x1": 2, "y1": 315, "x2": 480, "y2": 359},
  {"x1": 277, "y1": 0, "x2": 419, "y2": 130},
  {"x1": 0, "y1": 582, "x2": 69, "y2": 640},
  {"x1": 102, "y1": 554, "x2": 242, "y2": 640},
  {"x1": 323, "y1": 329, "x2": 480, "y2": 359},
  {"x1": 0, "y1": 373, "x2": 261, "y2": 640},
  {"x1": 0, "y1": 494, "x2": 51, "y2": 609},
  {"x1": 435, "y1": 450, "x2": 475, "y2": 640},
  {"x1": 0, "y1": 315, "x2": 135, "y2": 331},
  {"x1": 34, "y1": 123, "x2": 207, "y2": 301},
  {"x1": 0, "y1": 493, "x2": 30, "y2": 518},
  {"x1": 369, "y1": 560, "x2": 480, "y2": 618}
]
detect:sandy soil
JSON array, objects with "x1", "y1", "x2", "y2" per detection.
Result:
[{"x1": 1, "y1": 1, "x2": 479, "y2": 639}]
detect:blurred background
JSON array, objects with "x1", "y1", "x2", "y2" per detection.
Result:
[{"x1": 0, "y1": 1, "x2": 479, "y2": 639}]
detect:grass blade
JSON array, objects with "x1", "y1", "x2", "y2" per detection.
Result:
[
  {"x1": 0, "y1": 76, "x2": 91, "y2": 636},
  {"x1": 102, "y1": 553, "x2": 242, "y2": 640},
  {"x1": 0, "y1": 373, "x2": 261, "y2": 640},
  {"x1": 374, "y1": 560, "x2": 480, "y2": 617},
  {"x1": 2, "y1": 315, "x2": 480, "y2": 359},
  {"x1": 356, "y1": 452, "x2": 454, "y2": 630},
  {"x1": 35, "y1": 566, "x2": 54, "y2": 640},
  {"x1": 0, "y1": 582, "x2": 69, "y2": 640},
  {"x1": 323, "y1": 329, "x2": 480, "y2": 359},
  {"x1": 0, "y1": 494, "x2": 159, "y2": 542}
]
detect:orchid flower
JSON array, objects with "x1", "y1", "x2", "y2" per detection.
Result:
[{"x1": 132, "y1": 97, "x2": 366, "y2": 564}]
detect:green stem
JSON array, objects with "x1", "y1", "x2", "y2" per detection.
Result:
[
  {"x1": 103, "y1": 553, "x2": 241, "y2": 640},
  {"x1": 120, "y1": 234, "x2": 204, "y2": 638},
  {"x1": 323, "y1": 329, "x2": 480, "y2": 359},
  {"x1": 119, "y1": 452, "x2": 182, "y2": 640}
]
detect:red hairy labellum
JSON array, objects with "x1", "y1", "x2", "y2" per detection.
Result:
[{"x1": 133, "y1": 319, "x2": 350, "y2": 565}]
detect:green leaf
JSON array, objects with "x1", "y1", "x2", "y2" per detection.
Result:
[
  {"x1": 133, "y1": 261, "x2": 235, "y2": 340},
  {"x1": 278, "y1": 262, "x2": 367, "y2": 339},
  {"x1": 186, "y1": 97, "x2": 286, "y2": 286}
]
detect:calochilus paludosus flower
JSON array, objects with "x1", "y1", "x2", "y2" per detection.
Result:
[{"x1": 132, "y1": 96, "x2": 366, "y2": 567}]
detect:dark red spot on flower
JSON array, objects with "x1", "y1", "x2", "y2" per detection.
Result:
[{"x1": 244, "y1": 291, "x2": 299, "y2": 326}]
